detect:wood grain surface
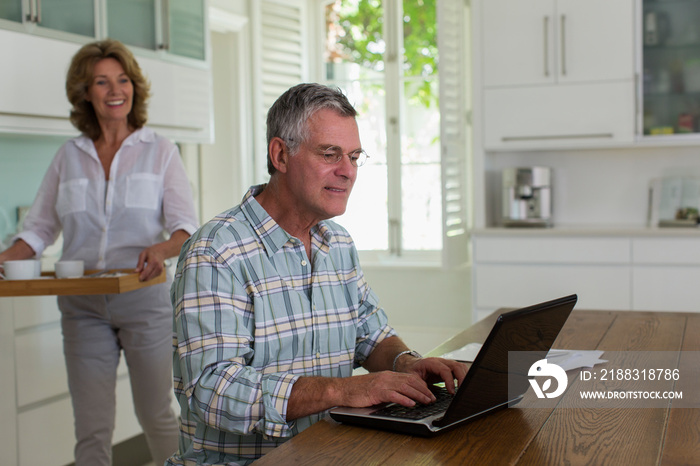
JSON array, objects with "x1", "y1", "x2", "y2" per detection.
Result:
[
  {"x1": 0, "y1": 268, "x2": 165, "y2": 296},
  {"x1": 252, "y1": 310, "x2": 699, "y2": 465}
]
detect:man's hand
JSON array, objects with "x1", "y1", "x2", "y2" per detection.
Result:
[
  {"x1": 287, "y1": 370, "x2": 437, "y2": 421},
  {"x1": 397, "y1": 356, "x2": 469, "y2": 395},
  {"x1": 337, "y1": 370, "x2": 437, "y2": 408}
]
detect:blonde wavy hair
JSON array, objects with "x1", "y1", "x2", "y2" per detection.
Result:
[{"x1": 66, "y1": 39, "x2": 150, "y2": 140}]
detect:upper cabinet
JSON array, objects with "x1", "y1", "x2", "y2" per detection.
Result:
[
  {"x1": 642, "y1": 0, "x2": 700, "y2": 139},
  {"x1": 479, "y1": 0, "x2": 636, "y2": 150},
  {"x1": 483, "y1": 0, "x2": 635, "y2": 87},
  {"x1": 106, "y1": 0, "x2": 207, "y2": 61},
  {"x1": 106, "y1": 0, "x2": 158, "y2": 52},
  {"x1": 166, "y1": 0, "x2": 207, "y2": 60},
  {"x1": 0, "y1": 0, "x2": 97, "y2": 40},
  {"x1": 0, "y1": 0, "x2": 212, "y2": 143}
]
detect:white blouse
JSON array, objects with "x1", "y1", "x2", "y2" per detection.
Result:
[{"x1": 16, "y1": 127, "x2": 198, "y2": 270}]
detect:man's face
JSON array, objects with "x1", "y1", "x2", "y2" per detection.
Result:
[{"x1": 285, "y1": 108, "x2": 360, "y2": 223}]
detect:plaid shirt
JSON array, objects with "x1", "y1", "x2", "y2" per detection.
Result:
[{"x1": 168, "y1": 185, "x2": 395, "y2": 465}]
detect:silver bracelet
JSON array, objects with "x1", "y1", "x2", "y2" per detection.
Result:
[{"x1": 392, "y1": 350, "x2": 422, "y2": 372}]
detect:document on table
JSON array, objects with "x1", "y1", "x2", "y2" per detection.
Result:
[{"x1": 441, "y1": 344, "x2": 607, "y2": 371}]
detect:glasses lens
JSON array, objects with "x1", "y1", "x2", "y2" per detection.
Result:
[
  {"x1": 354, "y1": 150, "x2": 368, "y2": 167},
  {"x1": 321, "y1": 150, "x2": 342, "y2": 164}
]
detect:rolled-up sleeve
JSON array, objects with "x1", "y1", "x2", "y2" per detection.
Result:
[
  {"x1": 162, "y1": 144, "x2": 198, "y2": 236},
  {"x1": 352, "y1": 269, "x2": 396, "y2": 367}
]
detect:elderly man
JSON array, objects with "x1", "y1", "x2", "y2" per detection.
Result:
[{"x1": 167, "y1": 83, "x2": 467, "y2": 465}]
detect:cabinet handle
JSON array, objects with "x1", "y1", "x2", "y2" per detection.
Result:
[
  {"x1": 502, "y1": 133, "x2": 614, "y2": 142},
  {"x1": 26, "y1": 0, "x2": 36, "y2": 22},
  {"x1": 543, "y1": 16, "x2": 549, "y2": 77},
  {"x1": 159, "y1": 0, "x2": 171, "y2": 50},
  {"x1": 560, "y1": 15, "x2": 566, "y2": 76}
]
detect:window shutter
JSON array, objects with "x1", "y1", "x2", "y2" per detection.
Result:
[
  {"x1": 251, "y1": 0, "x2": 308, "y2": 182},
  {"x1": 438, "y1": 0, "x2": 470, "y2": 268}
]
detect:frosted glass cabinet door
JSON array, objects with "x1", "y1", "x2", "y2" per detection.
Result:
[
  {"x1": 106, "y1": 0, "x2": 157, "y2": 51},
  {"x1": 39, "y1": 0, "x2": 95, "y2": 37},
  {"x1": 168, "y1": 0, "x2": 206, "y2": 60},
  {"x1": 0, "y1": 0, "x2": 22, "y2": 23}
]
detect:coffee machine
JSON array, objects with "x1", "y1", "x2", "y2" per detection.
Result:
[{"x1": 502, "y1": 167, "x2": 553, "y2": 227}]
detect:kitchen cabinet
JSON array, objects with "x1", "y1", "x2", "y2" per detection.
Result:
[
  {"x1": 632, "y1": 237, "x2": 700, "y2": 311},
  {"x1": 1, "y1": 296, "x2": 142, "y2": 466},
  {"x1": 167, "y1": 0, "x2": 207, "y2": 60},
  {"x1": 0, "y1": 1, "x2": 22, "y2": 23},
  {"x1": 471, "y1": 230, "x2": 700, "y2": 321},
  {"x1": 106, "y1": 0, "x2": 207, "y2": 61},
  {"x1": 0, "y1": 0, "x2": 97, "y2": 39},
  {"x1": 479, "y1": 0, "x2": 636, "y2": 150},
  {"x1": 107, "y1": 0, "x2": 158, "y2": 51},
  {"x1": 0, "y1": 26, "x2": 213, "y2": 143},
  {"x1": 642, "y1": 0, "x2": 700, "y2": 137}
]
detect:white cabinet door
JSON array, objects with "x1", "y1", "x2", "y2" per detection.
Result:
[
  {"x1": 482, "y1": 0, "x2": 555, "y2": 87},
  {"x1": 556, "y1": 0, "x2": 635, "y2": 84},
  {"x1": 18, "y1": 397, "x2": 75, "y2": 466},
  {"x1": 0, "y1": 28, "x2": 213, "y2": 143},
  {"x1": 483, "y1": 81, "x2": 635, "y2": 149},
  {"x1": 15, "y1": 325, "x2": 68, "y2": 408},
  {"x1": 633, "y1": 266, "x2": 700, "y2": 312},
  {"x1": 483, "y1": 0, "x2": 635, "y2": 87},
  {"x1": 479, "y1": 0, "x2": 636, "y2": 150},
  {"x1": 474, "y1": 263, "x2": 632, "y2": 312}
]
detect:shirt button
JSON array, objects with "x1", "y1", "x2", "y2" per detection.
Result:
[
  {"x1": 301, "y1": 260, "x2": 307, "y2": 266},
  {"x1": 316, "y1": 352, "x2": 321, "y2": 359}
]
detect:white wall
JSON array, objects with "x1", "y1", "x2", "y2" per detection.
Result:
[
  {"x1": 362, "y1": 266, "x2": 472, "y2": 354},
  {"x1": 484, "y1": 144, "x2": 700, "y2": 228}
]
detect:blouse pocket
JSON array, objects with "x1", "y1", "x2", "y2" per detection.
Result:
[
  {"x1": 125, "y1": 173, "x2": 162, "y2": 210},
  {"x1": 56, "y1": 178, "x2": 89, "y2": 217}
]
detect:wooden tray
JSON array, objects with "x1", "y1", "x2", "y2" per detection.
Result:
[{"x1": 0, "y1": 268, "x2": 166, "y2": 297}]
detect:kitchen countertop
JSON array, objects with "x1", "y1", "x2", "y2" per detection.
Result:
[{"x1": 470, "y1": 224, "x2": 700, "y2": 237}]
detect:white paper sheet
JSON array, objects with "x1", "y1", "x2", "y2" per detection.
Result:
[{"x1": 441, "y1": 343, "x2": 607, "y2": 372}]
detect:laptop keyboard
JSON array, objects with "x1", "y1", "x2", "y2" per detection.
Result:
[{"x1": 371, "y1": 387, "x2": 454, "y2": 420}]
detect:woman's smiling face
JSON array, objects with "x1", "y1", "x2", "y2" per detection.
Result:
[{"x1": 85, "y1": 57, "x2": 134, "y2": 125}]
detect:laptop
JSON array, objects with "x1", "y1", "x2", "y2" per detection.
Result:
[{"x1": 329, "y1": 294, "x2": 577, "y2": 436}]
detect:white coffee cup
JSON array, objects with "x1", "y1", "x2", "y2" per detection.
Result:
[
  {"x1": 55, "y1": 260, "x2": 84, "y2": 279},
  {"x1": 2, "y1": 259, "x2": 41, "y2": 280}
]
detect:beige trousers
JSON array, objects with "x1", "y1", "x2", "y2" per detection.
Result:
[{"x1": 58, "y1": 281, "x2": 179, "y2": 466}]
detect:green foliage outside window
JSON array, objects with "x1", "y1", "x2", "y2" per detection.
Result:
[{"x1": 327, "y1": 0, "x2": 438, "y2": 108}]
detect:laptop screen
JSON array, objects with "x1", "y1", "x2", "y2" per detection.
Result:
[{"x1": 434, "y1": 294, "x2": 577, "y2": 427}]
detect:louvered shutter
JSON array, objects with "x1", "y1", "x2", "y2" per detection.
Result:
[
  {"x1": 438, "y1": 0, "x2": 470, "y2": 268},
  {"x1": 251, "y1": 0, "x2": 308, "y2": 182}
]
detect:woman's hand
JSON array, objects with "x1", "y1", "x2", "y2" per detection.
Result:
[
  {"x1": 135, "y1": 245, "x2": 167, "y2": 282},
  {"x1": 134, "y1": 229, "x2": 190, "y2": 281},
  {"x1": 0, "y1": 239, "x2": 37, "y2": 279}
]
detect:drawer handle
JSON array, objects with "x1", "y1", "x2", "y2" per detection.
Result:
[{"x1": 502, "y1": 133, "x2": 614, "y2": 142}]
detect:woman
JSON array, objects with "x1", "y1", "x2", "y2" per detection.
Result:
[{"x1": 0, "y1": 39, "x2": 198, "y2": 465}]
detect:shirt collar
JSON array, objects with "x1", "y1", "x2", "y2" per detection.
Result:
[
  {"x1": 240, "y1": 185, "x2": 293, "y2": 257},
  {"x1": 73, "y1": 126, "x2": 154, "y2": 157},
  {"x1": 240, "y1": 185, "x2": 333, "y2": 259}
]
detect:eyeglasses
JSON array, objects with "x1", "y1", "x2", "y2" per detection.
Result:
[{"x1": 315, "y1": 146, "x2": 370, "y2": 167}]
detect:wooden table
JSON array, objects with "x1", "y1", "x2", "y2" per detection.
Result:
[{"x1": 255, "y1": 310, "x2": 700, "y2": 465}]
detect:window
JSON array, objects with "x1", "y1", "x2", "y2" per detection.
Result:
[
  {"x1": 322, "y1": 0, "x2": 442, "y2": 255},
  {"x1": 252, "y1": 0, "x2": 469, "y2": 266},
  {"x1": 318, "y1": 0, "x2": 469, "y2": 265}
]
